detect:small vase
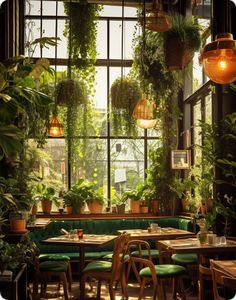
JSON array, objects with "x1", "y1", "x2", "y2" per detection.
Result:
[{"x1": 197, "y1": 228, "x2": 208, "y2": 245}]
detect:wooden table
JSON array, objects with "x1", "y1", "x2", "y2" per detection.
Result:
[
  {"x1": 118, "y1": 227, "x2": 195, "y2": 241},
  {"x1": 27, "y1": 218, "x2": 51, "y2": 230},
  {"x1": 211, "y1": 260, "x2": 236, "y2": 278},
  {"x1": 157, "y1": 238, "x2": 236, "y2": 263},
  {"x1": 43, "y1": 234, "x2": 117, "y2": 271}
]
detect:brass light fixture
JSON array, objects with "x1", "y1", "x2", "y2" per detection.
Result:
[
  {"x1": 133, "y1": 95, "x2": 157, "y2": 129},
  {"x1": 200, "y1": 33, "x2": 236, "y2": 84},
  {"x1": 144, "y1": 0, "x2": 172, "y2": 32},
  {"x1": 48, "y1": 114, "x2": 63, "y2": 137},
  {"x1": 48, "y1": 0, "x2": 63, "y2": 137},
  {"x1": 133, "y1": 0, "x2": 157, "y2": 129}
]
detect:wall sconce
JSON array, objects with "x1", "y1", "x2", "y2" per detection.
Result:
[
  {"x1": 48, "y1": 114, "x2": 63, "y2": 137},
  {"x1": 200, "y1": 33, "x2": 236, "y2": 84}
]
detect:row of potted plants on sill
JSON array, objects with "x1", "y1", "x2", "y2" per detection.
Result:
[{"x1": 33, "y1": 180, "x2": 160, "y2": 216}]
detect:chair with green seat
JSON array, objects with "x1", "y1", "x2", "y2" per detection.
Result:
[
  {"x1": 125, "y1": 240, "x2": 159, "y2": 284},
  {"x1": 80, "y1": 232, "x2": 130, "y2": 300},
  {"x1": 33, "y1": 255, "x2": 71, "y2": 300},
  {"x1": 171, "y1": 253, "x2": 198, "y2": 288},
  {"x1": 127, "y1": 240, "x2": 186, "y2": 300},
  {"x1": 39, "y1": 253, "x2": 72, "y2": 290}
]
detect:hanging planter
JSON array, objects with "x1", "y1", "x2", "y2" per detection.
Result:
[
  {"x1": 55, "y1": 79, "x2": 86, "y2": 107},
  {"x1": 110, "y1": 76, "x2": 141, "y2": 135},
  {"x1": 163, "y1": 15, "x2": 201, "y2": 70},
  {"x1": 143, "y1": 6, "x2": 172, "y2": 33}
]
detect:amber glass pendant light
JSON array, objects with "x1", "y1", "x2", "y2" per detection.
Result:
[
  {"x1": 48, "y1": 114, "x2": 63, "y2": 137},
  {"x1": 200, "y1": 33, "x2": 236, "y2": 84},
  {"x1": 133, "y1": 96, "x2": 157, "y2": 129},
  {"x1": 133, "y1": 0, "x2": 157, "y2": 129},
  {"x1": 48, "y1": 0, "x2": 64, "y2": 138}
]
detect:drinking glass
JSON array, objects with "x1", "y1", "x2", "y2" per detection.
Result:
[{"x1": 220, "y1": 236, "x2": 227, "y2": 245}]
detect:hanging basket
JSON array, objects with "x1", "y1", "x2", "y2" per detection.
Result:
[
  {"x1": 164, "y1": 37, "x2": 195, "y2": 70},
  {"x1": 144, "y1": 8, "x2": 172, "y2": 32}
]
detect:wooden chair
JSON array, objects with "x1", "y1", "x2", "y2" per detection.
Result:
[
  {"x1": 198, "y1": 264, "x2": 213, "y2": 300},
  {"x1": 80, "y1": 232, "x2": 130, "y2": 300},
  {"x1": 210, "y1": 260, "x2": 231, "y2": 300},
  {"x1": 222, "y1": 276, "x2": 236, "y2": 292},
  {"x1": 127, "y1": 239, "x2": 186, "y2": 300},
  {"x1": 33, "y1": 255, "x2": 71, "y2": 300}
]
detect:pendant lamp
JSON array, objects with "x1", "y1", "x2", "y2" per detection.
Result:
[
  {"x1": 132, "y1": 96, "x2": 157, "y2": 129},
  {"x1": 144, "y1": 1, "x2": 172, "y2": 33},
  {"x1": 48, "y1": 0, "x2": 64, "y2": 138},
  {"x1": 48, "y1": 114, "x2": 63, "y2": 137},
  {"x1": 200, "y1": 33, "x2": 236, "y2": 84}
]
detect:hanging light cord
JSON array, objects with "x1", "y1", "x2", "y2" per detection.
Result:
[
  {"x1": 121, "y1": 0, "x2": 125, "y2": 79},
  {"x1": 54, "y1": 0, "x2": 58, "y2": 114},
  {"x1": 68, "y1": 0, "x2": 72, "y2": 79}
]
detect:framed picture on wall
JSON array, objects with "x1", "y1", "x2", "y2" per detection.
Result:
[{"x1": 171, "y1": 150, "x2": 191, "y2": 169}]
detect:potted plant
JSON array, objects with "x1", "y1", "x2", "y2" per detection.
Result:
[
  {"x1": 86, "y1": 187, "x2": 104, "y2": 214},
  {"x1": 122, "y1": 185, "x2": 143, "y2": 213},
  {"x1": 33, "y1": 183, "x2": 59, "y2": 214},
  {"x1": 63, "y1": 179, "x2": 90, "y2": 214},
  {"x1": 110, "y1": 75, "x2": 141, "y2": 136},
  {"x1": 112, "y1": 193, "x2": 127, "y2": 214},
  {"x1": 162, "y1": 14, "x2": 201, "y2": 70}
]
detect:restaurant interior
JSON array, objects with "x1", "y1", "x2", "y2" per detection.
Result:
[{"x1": 0, "y1": 0, "x2": 236, "y2": 299}]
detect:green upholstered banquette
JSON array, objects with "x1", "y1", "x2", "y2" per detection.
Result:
[{"x1": 29, "y1": 217, "x2": 193, "y2": 261}]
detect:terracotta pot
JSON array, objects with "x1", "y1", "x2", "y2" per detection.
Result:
[
  {"x1": 151, "y1": 200, "x2": 159, "y2": 214},
  {"x1": 66, "y1": 206, "x2": 73, "y2": 214},
  {"x1": 88, "y1": 201, "x2": 103, "y2": 214},
  {"x1": 41, "y1": 199, "x2": 52, "y2": 214},
  {"x1": 140, "y1": 206, "x2": 149, "y2": 213},
  {"x1": 31, "y1": 204, "x2": 38, "y2": 215},
  {"x1": 116, "y1": 204, "x2": 125, "y2": 214},
  {"x1": 130, "y1": 199, "x2": 140, "y2": 213},
  {"x1": 10, "y1": 219, "x2": 26, "y2": 232},
  {"x1": 164, "y1": 37, "x2": 194, "y2": 70}
]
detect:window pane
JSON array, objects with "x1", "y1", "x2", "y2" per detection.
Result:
[
  {"x1": 97, "y1": 20, "x2": 107, "y2": 59},
  {"x1": 71, "y1": 138, "x2": 108, "y2": 190},
  {"x1": 25, "y1": 19, "x2": 41, "y2": 57},
  {"x1": 193, "y1": 101, "x2": 202, "y2": 162},
  {"x1": 109, "y1": 20, "x2": 136, "y2": 59},
  {"x1": 205, "y1": 93, "x2": 212, "y2": 124},
  {"x1": 42, "y1": 1, "x2": 56, "y2": 15},
  {"x1": 57, "y1": 20, "x2": 68, "y2": 59},
  {"x1": 110, "y1": 139, "x2": 144, "y2": 194},
  {"x1": 42, "y1": 20, "x2": 56, "y2": 58},
  {"x1": 25, "y1": 0, "x2": 41, "y2": 15},
  {"x1": 101, "y1": 5, "x2": 137, "y2": 18},
  {"x1": 28, "y1": 139, "x2": 67, "y2": 212}
]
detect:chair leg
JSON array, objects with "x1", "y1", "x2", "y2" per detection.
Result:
[
  {"x1": 121, "y1": 268, "x2": 129, "y2": 299},
  {"x1": 60, "y1": 273, "x2": 69, "y2": 300},
  {"x1": 108, "y1": 281, "x2": 115, "y2": 300},
  {"x1": 80, "y1": 274, "x2": 87, "y2": 300},
  {"x1": 139, "y1": 277, "x2": 147, "y2": 300},
  {"x1": 97, "y1": 280, "x2": 101, "y2": 300},
  {"x1": 67, "y1": 262, "x2": 72, "y2": 291}
]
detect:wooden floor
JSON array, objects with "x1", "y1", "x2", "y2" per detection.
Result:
[{"x1": 31, "y1": 279, "x2": 199, "y2": 299}]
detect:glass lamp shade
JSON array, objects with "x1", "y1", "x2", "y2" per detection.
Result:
[
  {"x1": 133, "y1": 96, "x2": 157, "y2": 129},
  {"x1": 136, "y1": 119, "x2": 157, "y2": 129},
  {"x1": 144, "y1": 8, "x2": 172, "y2": 32},
  {"x1": 200, "y1": 33, "x2": 236, "y2": 84},
  {"x1": 48, "y1": 115, "x2": 63, "y2": 137}
]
